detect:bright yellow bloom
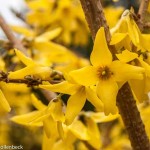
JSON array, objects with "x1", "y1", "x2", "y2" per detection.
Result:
[
  {"x1": 26, "y1": 0, "x2": 89, "y2": 45},
  {"x1": 110, "y1": 10, "x2": 150, "y2": 52},
  {"x1": 8, "y1": 49, "x2": 52, "y2": 80},
  {"x1": 40, "y1": 80, "x2": 103, "y2": 125},
  {"x1": 69, "y1": 27, "x2": 144, "y2": 115},
  {"x1": 11, "y1": 94, "x2": 65, "y2": 138}
]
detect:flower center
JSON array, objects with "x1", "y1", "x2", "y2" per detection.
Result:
[{"x1": 97, "y1": 66, "x2": 113, "y2": 80}]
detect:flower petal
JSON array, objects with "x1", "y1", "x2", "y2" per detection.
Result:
[
  {"x1": 89, "y1": 112, "x2": 119, "y2": 123},
  {"x1": 110, "y1": 61, "x2": 144, "y2": 81},
  {"x1": 126, "y1": 16, "x2": 141, "y2": 47},
  {"x1": 15, "y1": 49, "x2": 34, "y2": 66},
  {"x1": 69, "y1": 66, "x2": 98, "y2": 86},
  {"x1": 43, "y1": 116, "x2": 57, "y2": 138},
  {"x1": 50, "y1": 98, "x2": 65, "y2": 122},
  {"x1": 35, "y1": 28, "x2": 62, "y2": 42},
  {"x1": 90, "y1": 27, "x2": 112, "y2": 66},
  {"x1": 116, "y1": 50, "x2": 138, "y2": 63},
  {"x1": 69, "y1": 120, "x2": 89, "y2": 140},
  {"x1": 8, "y1": 65, "x2": 52, "y2": 79},
  {"x1": 110, "y1": 33, "x2": 127, "y2": 45},
  {"x1": 11, "y1": 111, "x2": 43, "y2": 126},
  {"x1": 86, "y1": 87, "x2": 103, "y2": 111},
  {"x1": 129, "y1": 79, "x2": 148, "y2": 103},
  {"x1": 31, "y1": 94, "x2": 47, "y2": 110},
  {"x1": 96, "y1": 80, "x2": 118, "y2": 115},
  {"x1": 85, "y1": 117, "x2": 101, "y2": 149},
  {"x1": 0, "y1": 89, "x2": 11, "y2": 112},
  {"x1": 57, "y1": 122, "x2": 64, "y2": 139},
  {"x1": 40, "y1": 81, "x2": 80, "y2": 95},
  {"x1": 65, "y1": 87, "x2": 86, "y2": 125}
]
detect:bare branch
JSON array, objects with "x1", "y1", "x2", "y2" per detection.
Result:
[
  {"x1": 80, "y1": 0, "x2": 111, "y2": 42},
  {"x1": 138, "y1": 0, "x2": 150, "y2": 30},
  {"x1": 0, "y1": 14, "x2": 28, "y2": 56}
]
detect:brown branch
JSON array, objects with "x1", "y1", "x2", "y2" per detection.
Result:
[
  {"x1": 117, "y1": 83, "x2": 150, "y2": 149},
  {"x1": 138, "y1": 0, "x2": 150, "y2": 30},
  {"x1": 143, "y1": 21, "x2": 150, "y2": 28},
  {"x1": 0, "y1": 14, "x2": 28, "y2": 56},
  {"x1": 80, "y1": 0, "x2": 150, "y2": 149},
  {"x1": 80, "y1": 0, "x2": 111, "y2": 42},
  {"x1": 0, "y1": 71, "x2": 62, "y2": 87}
]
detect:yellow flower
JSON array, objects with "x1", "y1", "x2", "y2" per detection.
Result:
[
  {"x1": 40, "y1": 80, "x2": 103, "y2": 125},
  {"x1": 11, "y1": 94, "x2": 65, "y2": 138},
  {"x1": 8, "y1": 49, "x2": 52, "y2": 80},
  {"x1": 69, "y1": 27, "x2": 144, "y2": 115},
  {"x1": 110, "y1": 10, "x2": 150, "y2": 52},
  {"x1": 116, "y1": 50, "x2": 149, "y2": 102}
]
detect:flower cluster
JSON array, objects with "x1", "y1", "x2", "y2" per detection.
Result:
[{"x1": 0, "y1": 1, "x2": 150, "y2": 150}]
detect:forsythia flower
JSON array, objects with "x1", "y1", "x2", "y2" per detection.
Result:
[
  {"x1": 8, "y1": 49, "x2": 52, "y2": 80},
  {"x1": 40, "y1": 80, "x2": 103, "y2": 125},
  {"x1": 69, "y1": 27, "x2": 144, "y2": 115},
  {"x1": 11, "y1": 94, "x2": 65, "y2": 138},
  {"x1": 110, "y1": 10, "x2": 150, "y2": 52}
]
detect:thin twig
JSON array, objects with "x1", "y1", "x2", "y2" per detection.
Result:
[
  {"x1": 80, "y1": 0, "x2": 150, "y2": 149},
  {"x1": 138, "y1": 0, "x2": 150, "y2": 30},
  {"x1": 0, "y1": 14, "x2": 28, "y2": 56}
]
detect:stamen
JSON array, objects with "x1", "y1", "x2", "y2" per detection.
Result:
[{"x1": 97, "y1": 66, "x2": 113, "y2": 80}]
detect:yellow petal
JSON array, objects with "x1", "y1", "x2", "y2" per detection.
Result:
[
  {"x1": 97, "y1": 80, "x2": 118, "y2": 115},
  {"x1": 57, "y1": 121, "x2": 64, "y2": 139},
  {"x1": 69, "y1": 66, "x2": 98, "y2": 86},
  {"x1": 65, "y1": 87, "x2": 86, "y2": 125},
  {"x1": 110, "y1": 33, "x2": 127, "y2": 45},
  {"x1": 141, "y1": 34, "x2": 150, "y2": 51},
  {"x1": 86, "y1": 87, "x2": 103, "y2": 111},
  {"x1": 11, "y1": 26, "x2": 34, "y2": 37},
  {"x1": 69, "y1": 120, "x2": 89, "y2": 140},
  {"x1": 42, "y1": 133, "x2": 58, "y2": 150},
  {"x1": 85, "y1": 117, "x2": 101, "y2": 149},
  {"x1": 28, "y1": 109, "x2": 51, "y2": 124},
  {"x1": 40, "y1": 81, "x2": 80, "y2": 95},
  {"x1": 14, "y1": 49, "x2": 34, "y2": 66},
  {"x1": 89, "y1": 112, "x2": 119, "y2": 123},
  {"x1": 50, "y1": 98, "x2": 65, "y2": 122},
  {"x1": 11, "y1": 111, "x2": 43, "y2": 126},
  {"x1": 126, "y1": 16, "x2": 141, "y2": 47},
  {"x1": 35, "y1": 28, "x2": 62, "y2": 42},
  {"x1": 116, "y1": 49, "x2": 138, "y2": 63},
  {"x1": 31, "y1": 94, "x2": 47, "y2": 110},
  {"x1": 43, "y1": 116, "x2": 57, "y2": 138},
  {"x1": 90, "y1": 27, "x2": 112, "y2": 66},
  {"x1": 129, "y1": 79, "x2": 148, "y2": 103},
  {"x1": 110, "y1": 61, "x2": 144, "y2": 81},
  {"x1": 8, "y1": 65, "x2": 51, "y2": 79},
  {"x1": 145, "y1": 77, "x2": 150, "y2": 93},
  {"x1": 0, "y1": 89, "x2": 11, "y2": 112}
]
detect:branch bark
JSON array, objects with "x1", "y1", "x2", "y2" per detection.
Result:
[
  {"x1": 138, "y1": 0, "x2": 150, "y2": 30},
  {"x1": 0, "y1": 14, "x2": 28, "y2": 56},
  {"x1": 80, "y1": 0, "x2": 150, "y2": 149},
  {"x1": 80, "y1": 0, "x2": 111, "y2": 42}
]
